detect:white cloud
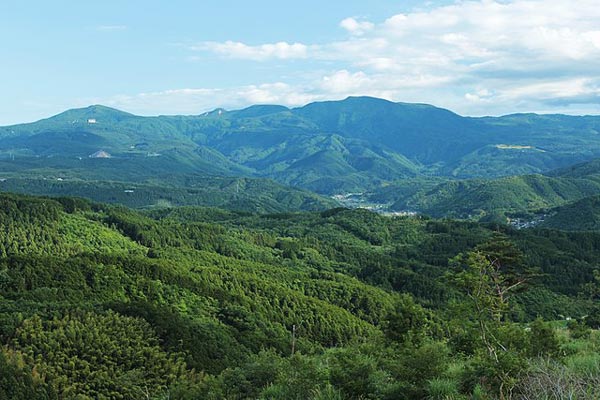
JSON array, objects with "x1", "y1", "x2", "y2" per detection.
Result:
[
  {"x1": 92, "y1": 83, "x2": 323, "y2": 116},
  {"x1": 177, "y1": 1, "x2": 600, "y2": 115},
  {"x1": 236, "y1": 83, "x2": 320, "y2": 105},
  {"x1": 320, "y1": 70, "x2": 372, "y2": 93},
  {"x1": 196, "y1": 41, "x2": 309, "y2": 61},
  {"x1": 500, "y1": 78, "x2": 599, "y2": 101},
  {"x1": 339, "y1": 17, "x2": 374, "y2": 36},
  {"x1": 465, "y1": 89, "x2": 494, "y2": 103}
]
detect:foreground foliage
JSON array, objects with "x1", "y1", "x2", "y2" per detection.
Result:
[{"x1": 0, "y1": 192, "x2": 599, "y2": 399}]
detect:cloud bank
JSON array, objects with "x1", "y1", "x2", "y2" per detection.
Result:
[{"x1": 110, "y1": 0, "x2": 600, "y2": 116}]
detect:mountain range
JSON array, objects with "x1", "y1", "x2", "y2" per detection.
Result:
[
  {"x1": 3, "y1": 97, "x2": 600, "y2": 187},
  {"x1": 3, "y1": 96, "x2": 600, "y2": 217}
]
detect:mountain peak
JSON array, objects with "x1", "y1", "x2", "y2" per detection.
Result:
[
  {"x1": 65, "y1": 104, "x2": 132, "y2": 115},
  {"x1": 85, "y1": 104, "x2": 130, "y2": 113},
  {"x1": 344, "y1": 95, "x2": 394, "y2": 104},
  {"x1": 45, "y1": 105, "x2": 135, "y2": 124}
]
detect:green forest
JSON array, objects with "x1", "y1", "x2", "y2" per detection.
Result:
[{"x1": 0, "y1": 192, "x2": 599, "y2": 399}]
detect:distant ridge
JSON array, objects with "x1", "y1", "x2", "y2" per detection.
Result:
[{"x1": 1, "y1": 96, "x2": 600, "y2": 197}]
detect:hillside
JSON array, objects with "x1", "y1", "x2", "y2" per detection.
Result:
[
  {"x1": 0, "y1": 176, "x2": 337, "y2": 212},
  {"x1": 362, "y1": 158, "x2": 600, "y2": 220},
  {"x1": 538, "y1": 195, "x2": 600, "y2": 231},
  {"x1": 3, "y1": 97, "x2": 600, "y2": 196},
  {"x1": 1, "y1": 193, "x2": 599, "y2": 398}
]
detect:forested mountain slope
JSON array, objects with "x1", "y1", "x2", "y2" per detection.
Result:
[
  {"x1": 0, "y1": 176, "x2": 338, "y2": 212},
  {"x1": 539, "y1": 195, "x2": 600, "y2": 231},
  {"x1": 1, "y1": 193, "x2": 599, "y2": 398},
  {"x1": 364, "y1": 158, "x2": 600, "y2": 220}
]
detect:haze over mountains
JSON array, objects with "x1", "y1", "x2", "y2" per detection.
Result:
[{"x1": 2, "y1": 96, "x2": 600, "y2": 219}]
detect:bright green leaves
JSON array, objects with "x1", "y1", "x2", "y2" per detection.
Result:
[{"x1": 11, "y1": 311, "x2": 186, "y2": 399}]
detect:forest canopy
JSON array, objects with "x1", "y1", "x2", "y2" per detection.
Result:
[{"x1": 0, "y1": 192, "x2": 598, "y2": 399}]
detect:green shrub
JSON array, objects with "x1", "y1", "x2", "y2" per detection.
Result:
[{"x1": 427, "y1": 378, "x2": 462, "y2": 400}]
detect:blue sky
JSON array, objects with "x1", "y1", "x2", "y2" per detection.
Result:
[{"x1": 1, "y1": 0, "x2": 599, "y2": 125}]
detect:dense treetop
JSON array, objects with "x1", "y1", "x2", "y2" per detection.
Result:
[{"x1": 0, "y1": 192, "x2": 599, "y2": 398}]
